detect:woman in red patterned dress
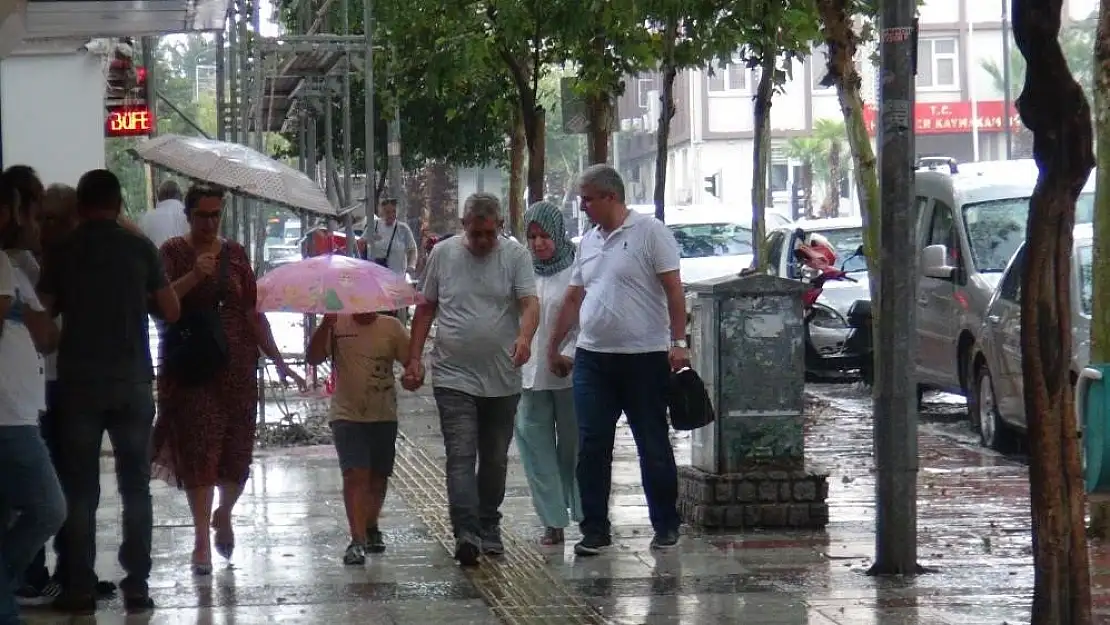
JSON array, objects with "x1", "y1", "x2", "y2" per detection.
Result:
[{"x1": 151, "y1": 184, "x2": 303, "y2": 575}]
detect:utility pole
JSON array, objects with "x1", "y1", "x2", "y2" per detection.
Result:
[
  {"x1": 1001, "y1": 0, "x2": 1013, "y2": 159},
  {"x1": 870, "y1": 0, "x2": 921, "y2": 575},
  {"x1": 387, "y1": 45, "x2": 405, "y2": 225},
  {"x1": 363, "y1": 0, "x2": 375, "y2": 224}
]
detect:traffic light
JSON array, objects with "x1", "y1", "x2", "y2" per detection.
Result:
[
  {"x1": 104, "y1": 38, "x2": 154, "y2": 138},
  {"x1": 704, "y1": 173, "x2": 720, "y2": 198}
]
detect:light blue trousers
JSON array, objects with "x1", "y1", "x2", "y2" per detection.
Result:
[{"x1": 516, "y1": 388, "x2": 582, "y2": 529}]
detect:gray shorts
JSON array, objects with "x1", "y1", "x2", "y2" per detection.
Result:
[{"x1": 330, "y1": 420, "x2": 399, "y2": 476}]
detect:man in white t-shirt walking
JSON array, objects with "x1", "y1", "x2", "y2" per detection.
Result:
[
  {"x1": 361, "y1": 198, "x2": 417, "y2": 321},
  {"x1": 138, "y1": 180, "x2": 188, "y2": 250},
  {"x1": 548, "y1": 164, "x2": 690, "y2": 556}
]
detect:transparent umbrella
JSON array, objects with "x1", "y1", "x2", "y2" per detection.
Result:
[{"x1": 130, "y1": 134, "x2": 336, "y2": 216}]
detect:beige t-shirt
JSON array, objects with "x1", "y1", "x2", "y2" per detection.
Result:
[{"x1": 327, "y1": 315, "x2": 410, "y2": 423}]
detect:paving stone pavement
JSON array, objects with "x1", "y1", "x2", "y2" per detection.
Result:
[{"x1": 17, "y1": 379, "x2": 1110, "y2": 624}]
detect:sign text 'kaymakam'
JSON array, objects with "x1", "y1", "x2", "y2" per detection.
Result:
[{"x1": 105, "y1": 105, "x2": 154, "y2": 138}]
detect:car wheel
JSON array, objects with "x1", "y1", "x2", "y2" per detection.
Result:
[
  {"x1": 964, "y1": 351, "x2": 981, "y2": 432},
  {"x1": 974, "y1": 363, "x2": 1008, "y2": 451}
]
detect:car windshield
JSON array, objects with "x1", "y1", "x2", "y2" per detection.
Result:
[
  {"x1": 963, "y1": 192, "x2": 1094, "y2": 273},
  {"x1": 816, "y1": 227, "x2": 868, "y2": 273},
  {"x1": 1079, "y1": 245, "x2": 1093, "y2": 315},
  {"x1": 669, "y1": 222, "x2": 753, "y2": 259}
]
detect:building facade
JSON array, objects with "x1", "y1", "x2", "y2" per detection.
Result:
[{"x1": 613, "y1": 0, "x2": 1096, "y2": 218}]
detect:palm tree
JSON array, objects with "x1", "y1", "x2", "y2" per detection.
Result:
[{"x1": 786, "y1": 118, "x2": 851, "y2": 218}]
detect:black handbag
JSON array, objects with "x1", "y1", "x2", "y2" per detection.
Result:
[
  {"x1": 667, "y1": 367, "x2": 717, "y2": 431},
  {"x1": 161, "y1": 245, "x2": 230, "y2": 386}
]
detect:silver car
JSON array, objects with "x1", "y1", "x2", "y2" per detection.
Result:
[
  {"x1": 914, "y1": 159, "x2": 1095, "y2": 403},
  {"x1": 970, "y1": 224, "x2": 1093, "y2": 449}
]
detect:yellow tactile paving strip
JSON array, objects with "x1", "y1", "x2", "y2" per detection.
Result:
[{"x1": 392, "y1": 431, "x2": 608, "y2": 625}]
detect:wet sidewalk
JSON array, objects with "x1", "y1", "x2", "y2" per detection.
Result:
[{"x1": 20, "y1": 382, "x2": 1101, "y2": 624}]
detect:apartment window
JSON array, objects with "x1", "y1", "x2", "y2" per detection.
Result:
[
  {"x1": 811, "y1": 44, "x2": 831, "y2": 90},
  {"x1": 917, "y1": 38, "x2": 958, "y2": 89},
  {"x1": 636, "y1": 77, "x2": 655, "y2": 109},
  {"x1": 707, "y1": 58, "x2": 750, "y2": 93}
]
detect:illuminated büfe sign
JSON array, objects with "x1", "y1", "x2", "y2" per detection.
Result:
[{"x1": 105, "y1": 105, "x2": 153, "y2": 138}]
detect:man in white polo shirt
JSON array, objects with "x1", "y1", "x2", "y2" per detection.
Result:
[{"x1": 547, "y1": 164, "x2": 689, "y2": 556}]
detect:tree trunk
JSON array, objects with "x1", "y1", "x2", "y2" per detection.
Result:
[
  {"x1": 509, "y1": 111, "x2": 526, "y2": 240},
  {"x1": 802, "y1": 159, "x2": 814, "y2": 219},
  {"x1": 751, "y1": 53, "x2": 776, "y2": 269},
  {"x1": 586, "y1": 92, "x2": 612, "y2": 164},
  {"x1": 816, "y1": 0, "x2": 881, "y2": 287},
  {"x1": 1090, "y1": 0, "x2": 1110, "y2": 540},
  {"x1": 828, "y1": 141, "x2": 842, "y2": 217},
  {"x1": 654, "y1": 57, "x2": 678, "y2": 222},
  {"x1": 524, "y1": 106, "x2": 546, "y2": 206},
  {"x1": 1013, "y1": 0, "x2": 1095, "y2": 622}
]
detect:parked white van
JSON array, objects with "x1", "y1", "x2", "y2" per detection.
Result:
[{"x1": 912, "y1": 158, "x2": 1095, "y2": 407}]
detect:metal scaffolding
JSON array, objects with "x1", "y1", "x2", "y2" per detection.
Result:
[{"x1": 214, "y1": 0, "x2": 379, "y2": 262}]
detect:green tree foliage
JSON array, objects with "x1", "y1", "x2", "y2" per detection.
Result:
[
  {"x1": 275, "y1": 0, "x2": 514, "y2": 175},
  {"x1": 981, "y1": 15, "x2": 1095, "y2": 101}
]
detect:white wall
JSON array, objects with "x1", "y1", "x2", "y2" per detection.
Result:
[{"x1": 1, "y1": 52, "x2": 105, "y2": 186}]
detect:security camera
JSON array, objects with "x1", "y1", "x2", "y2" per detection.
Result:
[{"x1": 79, "y1": 38, "x2": 110, "y2": 55}]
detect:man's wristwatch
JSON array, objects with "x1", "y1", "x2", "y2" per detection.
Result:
[{"x1": 670, "y1": 339, "x2": 688, "y2": 349}]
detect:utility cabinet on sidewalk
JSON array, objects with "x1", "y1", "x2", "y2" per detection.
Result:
[{"x1": 678, "y1": 274, "x2": 829, "y2": 529}]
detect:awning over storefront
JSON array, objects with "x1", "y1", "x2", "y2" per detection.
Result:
[{"x1": 23, "y1": 0, "x2": 228, "y2": 38}]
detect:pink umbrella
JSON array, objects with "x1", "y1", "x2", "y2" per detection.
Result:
[{"x1": 256, "y1": 254, "x2": 422, "y2": 314}]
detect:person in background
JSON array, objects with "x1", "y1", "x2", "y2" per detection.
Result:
[
  {"x1": 151, "y1": 184, "x2": 304, "y2": 577},
  {"x1": 38, "y1": 169, "x2": 181, "y2": 615},
  {"x1": 515, "y1": 202, "x2": 582, "y2": 546},
  {"x1": 138, "y1": 180, "x2": 189, "y2": 250},
  {"x1": 362, "y1": 198, "x2": 417, "y2": 320},
  {"x1": 547, "y1": 164, "x2": 688, "y2": 556},
  {"x1": 0, "y1": 171, "x2": 66, "y2": 625},
  {"x1": 2, "y1": 165, "x2": 44, "y2": 281},
  {"x1": 306, "y1": 311, "x2": 409, "y2": 565},
  {"x1": 16, "y1": 183, "x2": 117, "y2": 606},
  {"x1": 405, "y1": 193, "x2": 539, "y2": 566}
]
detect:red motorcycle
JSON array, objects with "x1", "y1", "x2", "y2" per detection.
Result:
[{"x1": 791, "y1": 229, "x2": 874, "y2": 385}]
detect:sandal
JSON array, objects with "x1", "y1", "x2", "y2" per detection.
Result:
[
  {"x1": 191, "y1": 550, "x2": 212, "y2": 576},
  {"x1": 540, "y1": 527, "x2": 564, "y2": 546},
  {"x1": 212, "y1": 507, "x2": 235, "y2": 560}
]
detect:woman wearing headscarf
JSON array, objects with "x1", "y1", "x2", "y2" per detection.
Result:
[{"x1": 516, "y1": 201, "x2": 581, "y2": 545}]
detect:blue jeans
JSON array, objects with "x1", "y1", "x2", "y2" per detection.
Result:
[
  {"x1": 573, "y1": 349, "x2": 679, "y2": 538},
  {"x1": 0, "y1": 426, "x2": 66, "y2": 625},
  {"x1": 54, "y1": 382, "x2": 155, "y2": 597}
]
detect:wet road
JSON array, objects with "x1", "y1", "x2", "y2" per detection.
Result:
[{"x1": 20, "y1": 382, "x2": 1102, "y2": 624}]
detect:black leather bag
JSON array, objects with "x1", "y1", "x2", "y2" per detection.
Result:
[
  {"x1": 161, "y1": 246, "x2": 230, "y2": 386},
  {"x1": 667, "y1": 367, "x2": 716, "y2": 431}
]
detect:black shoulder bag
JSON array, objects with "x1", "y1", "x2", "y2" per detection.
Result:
[
  {"x1": 373, "y1": 221, "x2": 398, "y2": 268},
  {"x1": 162, "y1": 245, "x2": 231, "y2": 386}
]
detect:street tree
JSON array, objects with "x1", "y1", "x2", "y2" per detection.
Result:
[
  {"x1": 981, "y1": 15, "x2": 1095, "y2": 158},
  {"x1": 560, "y1": 0, "x2": 653, "y2": 164},
  {"x1": 639, "y1": 0, "x2": 743, "y2": 222},
  {"x1": 736, "y1": 0, "x2": 821, "y2": 266},
  {"x1": 482, "y1": 0, "x2": 562, "y2": 207},
  {"x1": 1011, "y1": 0, "x2": 1094, "y2": 621},
  {"x1": 1088, "y1": 0, "x2": 1110, "y2": 541},
  {"x1": 784, "y1": 118, "x2": 850, "y2": 219},
  {"x1": 276, "y1": 0, "x2": 514, "y2": 187},
  {"x1": 815, "y1": 0, "x2": 879, "y2": 282}
]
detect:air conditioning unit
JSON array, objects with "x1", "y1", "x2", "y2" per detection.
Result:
[
  {"x1": 620, "y1": 118, "x2": 634, "y2": 132},
  {"x1": 631, "y1": 118, "x2": 644, "y2": 131}
]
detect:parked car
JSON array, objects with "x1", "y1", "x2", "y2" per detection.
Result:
[
  {"x1": 913, "y1": 158, "x2": 1095, "y2": 403},
  {"x1": 765, "y1": 216, "x2": 870, "y2": 371},
  {"x1": 572, "y1": 206, "x2": 790, "y2": 285},
  {"x1": 969, "y1": 224, "x2": 1092, "y2": 449}
]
